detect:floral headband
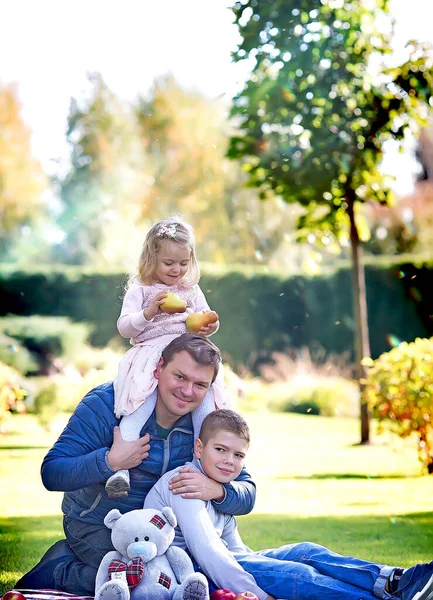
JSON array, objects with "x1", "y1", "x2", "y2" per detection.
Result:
[{"x1": 157, "y1": 224, "x2": 177, "y2": 238}]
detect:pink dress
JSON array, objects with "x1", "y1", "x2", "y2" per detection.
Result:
[{"x1": 113, "y1": 281, "x2": 230, "y2": 436}]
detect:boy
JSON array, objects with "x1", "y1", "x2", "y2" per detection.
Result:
[{"x1": 145, "y1": 409, "x2": 433, "y2": 600}]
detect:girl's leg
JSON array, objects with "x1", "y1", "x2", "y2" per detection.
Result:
[
  {"x1": 236, "y1": 548, "x2": 385, "y2": 600},
  {"x1": 106, "y1": 394, "x2": 157, "y2": 497}
]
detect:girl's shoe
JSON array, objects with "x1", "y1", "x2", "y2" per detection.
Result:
[{"x1": 105, "y1": 470, "x2": 130, "y2": 497}]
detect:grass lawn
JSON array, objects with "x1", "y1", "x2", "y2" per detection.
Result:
[{"x1": 1, "y1": 411, "x2": 433, "y2": 595}]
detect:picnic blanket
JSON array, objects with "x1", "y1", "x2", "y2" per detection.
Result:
[{"x1": 4, "y1": 590, "x2": 93, "y2": 600}]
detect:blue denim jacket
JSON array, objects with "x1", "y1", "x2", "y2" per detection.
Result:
[{"x1": 41, "y1": 382, "x2": 256, "y2": 526}]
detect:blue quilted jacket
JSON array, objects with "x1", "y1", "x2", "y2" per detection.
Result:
[{"x1": 41, "y1": 382, "x2": 256, "y2": 526}]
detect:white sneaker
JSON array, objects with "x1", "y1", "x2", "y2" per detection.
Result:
[{"x1": 105, "y1": 470, "x2": 130, "y2": 497}]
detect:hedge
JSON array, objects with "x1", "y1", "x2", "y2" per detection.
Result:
[{"x1": 0, "y1": 259, "x2": 431, "y2": 369}]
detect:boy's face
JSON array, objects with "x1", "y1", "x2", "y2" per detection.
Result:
[{"x1": 194, "y1": 430, "x2": 249, "y2": 484}]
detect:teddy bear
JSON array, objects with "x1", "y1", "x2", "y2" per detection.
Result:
[{"x1": 95, "y1": 507, "x2": 209, "y2": 600}]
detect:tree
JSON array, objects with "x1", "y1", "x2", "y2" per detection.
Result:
[
  {"x1": 0, "y1": 83, "x2": 49, "y2": 259},
  {"x1": 228, "y1": 0, "x2": 433, "y2": 442},
  {"x1": 136, "y1": 76, "x2": 300, "y2": 266},
  {"x1": 57, "y1": 73, "x2": 148, "y2": 265}
]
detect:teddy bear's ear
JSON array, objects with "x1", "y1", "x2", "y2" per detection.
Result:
[
  {"x1": 161, "y1": 506, "x2": 177, "y2": 528},
  {"x1": 104, "y1": 509, "x2": 123, "y2": 529}
]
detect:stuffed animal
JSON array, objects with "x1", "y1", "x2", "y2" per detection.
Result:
[{"x1": 95, "y1": 507, "x2": 209, "y2": 600}]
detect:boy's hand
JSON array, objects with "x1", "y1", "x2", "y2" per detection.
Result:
[
  {"x1": 199, "y1": 319, "x2": 219, "y2": 337},
  {"x1": 106, "y1": 426, "x2": 150, "y2": 471},
  {"x1": 144, "y1": 291, "x2": 168, "y2": 320},
  {"x1": 168, "y1": 466, "x2": 225, "y2": 501}
]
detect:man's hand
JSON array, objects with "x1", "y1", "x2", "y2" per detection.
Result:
[
  {"x1": 106, "y1": 426, "x2": 150, "y2": 472},
  {"x1": 169, "y1": 466, "x2": 225, "y2": 501}
]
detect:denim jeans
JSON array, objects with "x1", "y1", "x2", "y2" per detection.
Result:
[
  {"x1": 235, "y1": 542, "x2": 394, "y2": 600},
  {"x1": 16, "y1": 517, "x2": 114, "y2": 596}
]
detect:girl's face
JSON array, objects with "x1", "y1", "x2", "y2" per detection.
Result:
[{"x1": 154, "y1": 241, "x2": 191, "y2": 286}]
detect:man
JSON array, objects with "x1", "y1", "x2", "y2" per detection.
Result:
[{"x1": 16, "y1": 334, "x2": 256, "y2": 596}]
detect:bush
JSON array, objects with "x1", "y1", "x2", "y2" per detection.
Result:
[
  {"x1": 0, "y1": 333, "x2": 38, "y2": 374},
  {"x1": 269, "y1": 375, "x2": 360, "y2": 417},
  {"x1": 0, "y1": 259, "x2": 431, "y2": 371},
  {"x1": 0, "y1": 315, "x2": 93, "y2": 374},
  {"x1": 31, "y1": 346, "x2": 121, "y2": 429},
  {"x1": 0, "y1": 361, "x2": 26, "y2": 432},
  {"x1": 363, "y1": 337, "x2": 433, "y2": 473}
]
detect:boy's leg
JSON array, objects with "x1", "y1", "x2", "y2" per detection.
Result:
[
  {"x1": 236, "y1": 549, "x2": 380, "y2": 600},
  {"x1": 254, "y1": 542, "x2": 393, "y2": 597}
]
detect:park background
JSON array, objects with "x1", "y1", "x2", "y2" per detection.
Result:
[{"x1": 2, "y1": 0, "x2": 433, "y2": 595}]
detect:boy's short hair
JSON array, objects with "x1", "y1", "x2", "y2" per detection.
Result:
[
  {"x1": 161, "y1": 333, "x2": 221, "y2": 383},
  {"x1": 199, "y1": 409, "x2": 250, "y2": 446}
]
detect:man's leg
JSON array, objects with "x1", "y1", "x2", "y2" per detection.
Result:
[
  {"x1": 58, "y1": 516, "x2": 114, "y2": 594},
  {"x1": 16, "y1": 517, "x2": 114, "y2": 595},
  {"x1": 235, "y1": 542, "x2": 387, "y2": 600}
]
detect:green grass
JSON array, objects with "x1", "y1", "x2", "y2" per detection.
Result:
[{"x1": 1, "y1": 411, "x2": 433, "y2": 595}]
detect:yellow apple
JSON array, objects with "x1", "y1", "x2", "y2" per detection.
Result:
[
  {"x1": 186, "y1": 311, "x2": 219, "y2": 333},
  {"x1": 160, "y1": 292, "x2": 187, "y2": 314}
]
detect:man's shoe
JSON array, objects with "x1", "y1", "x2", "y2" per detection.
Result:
[
  {"x1": 105, "y1": 470, "x2": 130, "y2": 498},
  {"x1": 15, "y1": 539, "x2": 76, "y2": 590},
  {"x1": 394, "y1": 563, "x2": 433, "y2": 600}
]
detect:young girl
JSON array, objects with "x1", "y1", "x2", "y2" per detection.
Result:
[{"x1": 106, "y1": 216, "x2": 231, "y2": 497}]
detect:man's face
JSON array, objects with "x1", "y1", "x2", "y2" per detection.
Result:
[
  {"x1": 194, "y1": 430, "x2": 248, "y2": 484},
  {"x1": 154, "y1": 350, "x2": 215, "y2": 428}
]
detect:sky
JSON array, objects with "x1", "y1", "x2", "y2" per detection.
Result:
[{"x1": 1, "y1": 0, "x2": 433, "y2": 191}]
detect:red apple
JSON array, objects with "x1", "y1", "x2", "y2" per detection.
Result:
[
  {"x1": 2, "y1": 592, "x2": 26, "y2": 600},
  {"x1": 234, "y1": 593, "x2": 260, "y2": 600},
  {"x1": 210, "y1": 590, "x2": 236, "y2": 600}
]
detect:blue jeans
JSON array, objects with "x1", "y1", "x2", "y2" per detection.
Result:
[
  {"x1": 16, "y1": 517, "x2": 114, "y2": 595},
  {"x1": 235, "y1": 542, "x2": 394, "y2": 600}
]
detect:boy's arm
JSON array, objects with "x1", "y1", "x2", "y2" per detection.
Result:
[
  {"x1": 169, "y1": 492, "x2": 267, "y2": 600},
  {"x1": 41, "y1": 385, "x2": 117, "y2": 491}
]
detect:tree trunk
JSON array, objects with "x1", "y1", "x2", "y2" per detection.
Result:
[{"x1": 346, "y1": 195, "x2": 371, "y2": 444}]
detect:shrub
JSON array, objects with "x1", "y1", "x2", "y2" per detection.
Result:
[
  {"x1": 269, "y1": 375, "x2": 360, "y2": 417},
  {"x1": 0, "y1": 315, "x2": 93, "y2": 374},
  {"x1": 0, "y1": 333, "x2": 38, "y2": 374},
  {"x1": 363, "y1": 337, "x2": 433, "y2": 473},
  {"x1": 0, "y1": 361, "x2": 26, "y2": 432}
]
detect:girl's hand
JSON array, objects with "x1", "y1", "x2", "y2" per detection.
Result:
[
  {"x1": 168, "y1": 466, "x2": 225, "y2": 501},
  {"x1": 144, "y1": 291, "x2": 168, "y2": 320},
  {"x1": 200, "y1": 319, "x2": 219, "y2": 337}
]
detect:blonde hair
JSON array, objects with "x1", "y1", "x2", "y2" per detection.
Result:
[{"x1": 134, "y1": 216, "x2": 200, "y2": 287}]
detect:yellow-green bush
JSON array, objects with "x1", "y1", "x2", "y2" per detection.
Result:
[
  {"x1": 0, "y1": 361, "x2": 26, "y2": 431},
  {"x1": 363, "y1": 337, "x2": 433, "y2": 472}
]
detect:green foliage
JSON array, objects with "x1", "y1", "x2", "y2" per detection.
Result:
[
  {"x1": 229, "y1": 0, "x2": 433, "y2": 240},
  {"x1": 0, "y1": 362, "x2": 26, "y2": 431},
  {"x1": 0, "y1": 316, "x2": 92, "y2": 374},
  {"x1": 56, "y1": 73, "x2": 148, "y2": 264},
  {"x1": 32, "y1": 369, "x2": 108, "y2": 429},
  {"x1": 0, "y1": 333, "x2": 37, "y2": 374},
  {"x1": 0, "y1": 261, "x2": 430, "y2": 368},
  {"x1": 272, "y1": 375, "x2": 359, "y2": 417},
  {"x1": 363, "y1": 337, "x2": 433, "y2": 472}
]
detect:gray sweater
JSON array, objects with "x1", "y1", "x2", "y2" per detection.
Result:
[{"x1": 145, "y1": 458, "x2": 267, "y2": 600}]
